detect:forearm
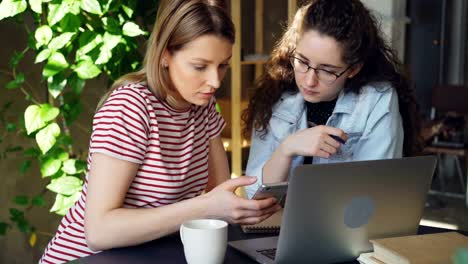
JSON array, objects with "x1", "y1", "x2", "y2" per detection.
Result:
[
  {"x1": 262, "y1": 141, "x2": 293, "y2": 184},
  {"x1": 85, "y1": 195, "x2": 210, "y2": 251}
]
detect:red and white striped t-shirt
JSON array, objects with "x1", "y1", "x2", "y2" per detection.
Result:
[{"x1": 40, "y1": 83, "x2": 225, "y2": 263}]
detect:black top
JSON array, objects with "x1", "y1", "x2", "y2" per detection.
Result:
[{"x1": 303, "y1": 98, "x2": 338, "y2": 164}]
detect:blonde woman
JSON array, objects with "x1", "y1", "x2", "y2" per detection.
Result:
[{"x1": 40, "y1": 1, "x2": 280, "y2": 263}]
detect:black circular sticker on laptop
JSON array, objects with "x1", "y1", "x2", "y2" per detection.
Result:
[{"x1": 343, "y1": 197, "x2": 375, "y2": 228}]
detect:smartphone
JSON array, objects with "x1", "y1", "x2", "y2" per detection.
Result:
[{"x1": 251, "y1": 182, "x2": 288, "y2": 205}]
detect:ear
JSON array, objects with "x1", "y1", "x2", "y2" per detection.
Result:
[
  {"x1": 161, "y1": 49, "x2": 171, "y2": 68},
  {"x1": 348, "y1": 63, "x2": 363, "y2": 78}
]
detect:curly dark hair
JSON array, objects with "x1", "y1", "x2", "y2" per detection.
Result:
[{"x1": 242, "y1": 0, "x2": 422, "y2": 156}]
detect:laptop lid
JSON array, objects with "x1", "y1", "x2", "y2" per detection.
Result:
[{"x1": 275, "y1": 156, "x2": 437, "y2": 263}]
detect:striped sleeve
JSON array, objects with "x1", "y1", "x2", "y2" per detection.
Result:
[
  {"x1": 90, "y1": 88, "x2": 150, "y2": 164},
  {"x1": 207, "y1": 97, "x2": 226, "y2": 140}
]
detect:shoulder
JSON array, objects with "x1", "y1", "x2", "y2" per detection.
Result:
[
  {"x1": 352, "y1": 82, "x2": 398, "y2": 112},
  {"x1": 271, "y1": 91, "x2": 305, "y2": 121}
]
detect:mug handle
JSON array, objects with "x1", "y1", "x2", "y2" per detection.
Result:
[{"x1": 179, "y1": 225, "x2": 185, "y2": 245}]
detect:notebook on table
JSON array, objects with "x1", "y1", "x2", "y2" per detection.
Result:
[
  {"x1": 229, "y1": 156, "x2": 437, "y2": 264},
  {"x1": 241, "y1": 210, "x2": 282, "y2": 233}
]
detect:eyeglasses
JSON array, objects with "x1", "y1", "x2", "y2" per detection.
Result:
[{"x1": 289, "y1": 56, "x2": 352, "y2": 84}]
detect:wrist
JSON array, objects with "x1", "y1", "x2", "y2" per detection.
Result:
[{"x1": 279, "y1": 137, "x2": 294, "y2": 157}]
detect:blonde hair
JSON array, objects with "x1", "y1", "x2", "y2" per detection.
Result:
[{"x1": 97, "y1": 0, "x2": 234, "y2": 110}]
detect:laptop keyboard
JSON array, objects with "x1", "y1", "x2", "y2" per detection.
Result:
[{"x1": 257, "y1": 248, "x2": 276, "y2": 260}]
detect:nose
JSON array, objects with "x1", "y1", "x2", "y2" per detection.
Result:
[
  {"x1": 304, "y1": 69, "x2": 319, "y2": 87},
  {"x1": 206, "y1": 69, "x2": 222, "y2": 89}
]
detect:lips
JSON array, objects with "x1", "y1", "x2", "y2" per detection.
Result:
[{"x1": 302, "y1": 88, "x2": 319, "y2": 96}]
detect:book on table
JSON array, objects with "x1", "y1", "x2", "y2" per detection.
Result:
[
  {"x1": 240, "y1": 209, "x2": 282, "y2": 233},
  {"x1": 363, "y1": 232, "x2": 468, "y2": 264}
]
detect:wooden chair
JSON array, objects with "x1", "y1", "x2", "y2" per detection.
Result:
[{"x1": 423, "y1": 85, "x2": 468, "y2": 206}]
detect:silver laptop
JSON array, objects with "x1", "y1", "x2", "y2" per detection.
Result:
[{"x1": 229, "y1": 156, "x2": 437, "y2": 263}]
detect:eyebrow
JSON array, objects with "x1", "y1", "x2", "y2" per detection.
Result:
[
  {"x1": 192, "y1": 55, "x2": 232, "y2": 63},
  {"x1": 295, "y1": 52, "x2": 342, "y2": 69}
]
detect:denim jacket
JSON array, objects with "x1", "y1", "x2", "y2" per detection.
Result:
[{"x1": 245, "y1": 82, "x2": 404, "y2": 198}]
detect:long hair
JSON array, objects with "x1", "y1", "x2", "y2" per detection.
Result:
[
  {"x1": 242, "y1": 0, "x2": 422, "y2": 156},
  {"x1": 97, "y1": 0, "x2": 234, "y2": 110}
]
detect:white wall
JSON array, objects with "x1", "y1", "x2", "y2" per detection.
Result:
[{"x1": 361, "y1": 0, "x2": 408, "y2": 62}]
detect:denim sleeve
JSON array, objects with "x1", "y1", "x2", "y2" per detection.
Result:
[
  {"x1": 352, "y1": 90, "x2": 403, "y2": 160},
  {"x1": 244, "y1": 129, "x2": 276, "y2": 199}
]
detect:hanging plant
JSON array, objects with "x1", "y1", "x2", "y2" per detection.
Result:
[{"x1": 0, "y1": 0, "x2": 157, "y2": 246}]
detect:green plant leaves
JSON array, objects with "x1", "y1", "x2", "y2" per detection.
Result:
[
  {"x1": 50, "y1": 192, "x2": 81, "y2": 215},
  {"x1": 35, "y1": 25, "x2": 53, "y2": 48},
  {"x1": 0, "y1": 0, "x2": 27, "y2": 20},
  {"x1": 28, "y1": 0, "x2": 42, "y2": 14},
  {"x1": 123, "y1": 22, "x2": 146, "y2": 37},
  {"x1": 43, "y1": 52, "x2": 69, "y2": 77},
  {"x1": 40, "y1": 157, "x2": 62, "y2": 177},
  {"x1": 9, "y1": 208, "x2": 30, "y2": 233},
  {"x1": 35, "y1": 49, "x2": 51, "y2": 64},
  {"x1": 48, "y1": 32, "x2": 75, "y2": 51},
  {"x1": 0, "y1": 222, "x2": 8, "y2": 235},
  {"x1": 32, "y1": 195, "x2": 46, "y2": 207},
  {"x1": 5, "y1": 73, "x2": 25, "y2": 89},
  {"x1": 13, "y1": 195, "x2": 29, "y2": 206},
  {"x1": 95, "y1": 32, "x2": 121, "y2": 64},
  {"x1": 73, "y1": 59, "x2": 101, "y2": 79},
  {"x1": 80, "y1": 0, "x2": 101, "y2": 15},
  {"x1": 47, "y1": 176, "x2": 83, "y2": 195},
  {"x1": 19, "y1": 160, "x2": 32, "y2": 175},
  {"x1": 36, "y1": 123, "x2": 60, "y2": 154},
  {"x1": 24, "y1": 104, "x2": 60, "y2": 135},
  {"x1": 47, "y1": 74, "x2": 67, "y2": 98},
  {"x1": 62, "y1": 159, "x2": 86, "y2": 175}
]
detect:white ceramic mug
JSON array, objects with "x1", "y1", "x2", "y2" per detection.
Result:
[{"x1": 180, "y1": 219, "x2": 228, "y2": 264}]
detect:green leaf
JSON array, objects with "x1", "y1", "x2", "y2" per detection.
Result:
[
  {"x1": 121, "y1": 5, "x2": 133, "y2": 18},
  {"x1": 5, "y1": 73, "x2": 25, "y2": 89},
  {"x1": 35, "y1": 49, "x2": 51, "y2": 64},
  {"x1": 19, "y1": 160, "x2": 32, "y2": 175},
  {"x1": 39, "y1": 103, "x2": 60, "y2": 123},
  {"x1": 47, "y1": 2, "x2": 67, "y2": 26},
  {"x1": 73, "y1": 60, "x2": 101, "y2": 79},
  {"x1": 13, "y1": 195, "x2": 29, "y2": 206},
  {"x1": 76, "y1": 32, "x2": 102, "y2": 57},
  {"x1": 47, "y1": 75, "x2": 67, "y2": 99},
  {"x1": 0, "y1": 222, "x2": 8, "y2": 235},
  {"x1": 9, "y1": 208, "x2": 30, "y2": 233},
  {"x1": 40, "y1": 157, "x2": 62, "y2": 177},
  {"x1": 47, "y1": 176, "x2": 83, "y2": 196},
  {"x1": 122, "y1": 22, "x2": 146, "y2": 37},
  {"x1": 9, "y1": 51, "x2": 24, "y2": 69},
  {"x1": 95, "y1": 33, "x2": 121, "y2": 64},
  {"x1": 36, "y1": 123, "x2": 61, "y2": 154},
  {"x1": 50, "y1": 192, "x2": 81, "y2": 215},
  {"x1": 60, "y1": 13, "x2": 81, "y2": 32},
  {"x1": 6, "y1": 123, "x2": 17, "y2": 132},
  {"x1": 24, "y1": 105, "x2": 45, "y2": 134},
  {"x1": 28, "y1": 0, "x2": 42, "y2": 14},
  {"x1": 61, "y1": 159, "x2": 85, "y2": 174},
  {"x1": 5, "y1": 146, "x2": 22, "y2": 153},
  {"x1": 0, "y1": 0, "x2": 27, "y2": 20},
  {"x1": 61, "y1": 98, "x2": 82, "y2": 124},
  {"x1": 102, "y1": 17, "x2": 120, "y2": 35},
  {"x1": 63, "y1": 0, "x2": 80, "y2": 15},
  {"x1": 32, "y1": 195, "x2": 46, "y2": 207},
  {"x1": 69, "y1": 74, "x2": 85, "y2": 95},
  {"x1": 80, "y1": 0, "x2": 101, "y2": 15},
  {"x1": 23, "y1": 147, "x2": 40, "y2": 157},
  {"x1": 43, "y1": 52, "x2": 69, "y2": 77},
  {"x1": 48, "y1": 32, "x2": 75, "y2": 51},
  {"x1": 34, "y1": 25, "x2": 53, "y2": 48}
]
